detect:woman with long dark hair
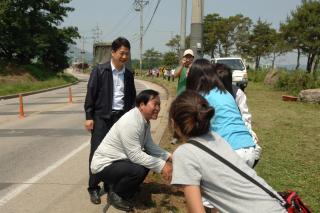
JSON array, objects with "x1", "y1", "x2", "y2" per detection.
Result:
[
  {"x1": 186, "y1": 59, "x2": 260, "y2": 168},
  {"x1": 170, "y1": 90, "x2": 286, "y2": 213}
]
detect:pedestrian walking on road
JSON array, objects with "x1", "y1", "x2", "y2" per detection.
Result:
[
  {"x1": 84, "y1": 37, "x2": 136, "y2": 205},
  {"x1": 91, "y1": 89, "x2": 172, "y2": 211}
]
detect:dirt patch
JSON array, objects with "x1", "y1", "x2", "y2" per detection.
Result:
[
  {"x1": 0, "y1": 73, "x2": 37, "y2": 84},
  {"x1": 133, "y1": 176, "x2": 186, "y2": 213},
  {"x1": 0, "y1": 65, "x2": 37, "y2": 84},
  {"x1": 133, "y1": 126, "x2": 187, "y2": 213}
]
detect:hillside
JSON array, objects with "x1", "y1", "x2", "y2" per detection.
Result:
[{"x1": 0, "y1": 64, "x2": 77, "y2": 96}]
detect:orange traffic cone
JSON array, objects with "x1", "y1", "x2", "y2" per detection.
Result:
[
  {"x1": 68, "y1": 87, "x2": 73, "y2": 103},
  {"x1": 19, "y1": 94, "x2": 25, "y2": 118}
]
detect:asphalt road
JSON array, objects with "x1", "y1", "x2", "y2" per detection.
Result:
[{"x1": 0, "y1": 73, "x2": 160, "y2": 212}]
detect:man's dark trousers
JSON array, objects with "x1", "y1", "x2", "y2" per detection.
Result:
[
  {"x1": 88, "y1": 111, "x2": 124, "y2": 192},
  {"x1": 96, "y1": 160, "x2": 149, "y2": 199}
]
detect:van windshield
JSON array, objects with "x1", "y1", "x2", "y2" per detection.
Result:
[{"x1": 216, "y1": 59, "x2": 245, "y2": 71}]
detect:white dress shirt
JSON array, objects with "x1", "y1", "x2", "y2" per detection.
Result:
[
  {"x1": 91, "y1": 107, "x2": 171, "y2": 174},
  {"x1": 111, "y1": 61, "x2": 125, "y2": 110}
]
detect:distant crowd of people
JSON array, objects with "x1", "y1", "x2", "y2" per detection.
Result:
[
  {"x1": 147, "y1": 67, "x2": 176, "y2": 82},
  {"x1": 84, "y1": 37, "x2": 287, "y2": 212}
]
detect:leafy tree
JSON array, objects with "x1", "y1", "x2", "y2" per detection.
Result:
[
  {"x1": 203, "y1": 13, "x2": 222, "y2": 57},
  {"x1": 0, "y1": 0, "x2": 79, "y2": 72},
  {"x1": 233, "y1": 16, "x2": 252, "y2": 59},
  {"x1": 166, "y1": 35, "x2": 190, "y2": 56},
  {"x1": 162, "y1": 52, "x2": 178, "y2": 68},
  {"x1": 166, "y1": 35, "x2": 180, "y2": 54},
  {"x1": 280, "y1": 20, "x2": 303, "y2": 70},
  {"x1": 268, "y1": 31, "x2": 290, "y2": 69},
  {"x1": 143, "y1": 48, "x2": 162, "y2": 69},
  {"x1": 281, "y1": 0, "x2": 320, "y2": 73},
  {"x1": 131, "y1": 59, "x2": 140, "y2": 70},
  {"x1": 203, "y1": 13, "x2": 252, "y2": 58},
  {"x1": 246, "y1": 19, "x2": 276, "y2": 70},
  {"x1": 40, "y1": 26, "x2": 79, "y2": 72}
]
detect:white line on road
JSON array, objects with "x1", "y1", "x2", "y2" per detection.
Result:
[{"x1": 0, "y1": 141, "x2": 89, "y2": 207}]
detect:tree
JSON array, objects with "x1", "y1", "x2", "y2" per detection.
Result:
[
  {"x1": 268, "y1": 31, "x2": 290, "y2": 69},
  {"x1": 233, "y1": 16, "x2": 252, "y2": 59},
  {"x1": 0, "y1": 0, "x2": 79, "y2": 72},
  {"x1": 162, "y1": 52, "x2": 178, "y2": 68},
  {"x1": 166, "y1": 35, "x2": 180, "y2": 56},
  {"x1": 203, "y1": 13, "x2": 222, "y2": 57},
  {"x1": 280, "y1": 20, "x2": 303, "y2": 70},
  {"x1": 143, "y1": 48, "x2": 162, "y2": 69},
  {"x1": 40, "y1": 26, "x2": 80, "y2": 72},
  {"x1": 203, "y1": 13, "x2": 252, "y2": 58},
  {"x1": 166, "y1": 35, "x2": 190, "y2": 56},
  {"x1": 281, "y1": 0, "x2": 320, "y2": 73},
  {"x1": 246, "y1": 19, "x2": 276, "y2": 70}
]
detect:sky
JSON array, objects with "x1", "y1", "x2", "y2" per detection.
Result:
[{"x1": 62, "y1": 0, "x2": 305, "y2": 66}]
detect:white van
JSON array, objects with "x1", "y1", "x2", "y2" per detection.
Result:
[{"x1": 211, "y1": 57, "x2": 248, "y2": 90}]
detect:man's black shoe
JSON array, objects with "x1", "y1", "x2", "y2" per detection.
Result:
[
  {"x1": 109, "y1": 191, "x2": 133, "y2": 211},
  {"x1": 88, "y1": 189, "x2": 101, "y2": 205}
]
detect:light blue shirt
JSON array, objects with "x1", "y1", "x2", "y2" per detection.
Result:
[
  {"x1": 204, "y1": 88, "x2": 255, "y2": 150},
  {"x1": 111, "y1": 61, "x2": 125, "y2": 110}
]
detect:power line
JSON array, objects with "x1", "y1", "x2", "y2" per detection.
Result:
[
  {"x1": 144, "y1": 0, "x2": 156, "y2": 18},
  {"x1": 108, "y1": 12, "x2": 138, "y2": 40},
  {"x1": 100, "y1": 5, "x2": 136, "y2": 41},
  {"x1": 144, "y1": 0, "x2": 162, "y2": 35}
]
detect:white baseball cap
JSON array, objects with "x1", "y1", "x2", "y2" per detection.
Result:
[{"x1": 183, "y1": 49, "x2": 194, "y2": 57}]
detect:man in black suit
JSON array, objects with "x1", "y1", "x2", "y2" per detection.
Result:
[{"x1": 84, "y1": 37, "x2": 136, "y2": 204}]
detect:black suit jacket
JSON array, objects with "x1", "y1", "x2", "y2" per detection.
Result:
[{"x1": 84, "y1": 61, "x2": 136, "y2": 120}]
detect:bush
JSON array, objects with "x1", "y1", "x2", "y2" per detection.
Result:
[
  {"x1": 248, "y1": 69, "x2": 268, "y2": 82},
  {"x1": 22, "y1": 64, "x2": 53, "y2": 80},
  {"x1": 275, "y1": 70, "x2": 320, "y2": 95}
]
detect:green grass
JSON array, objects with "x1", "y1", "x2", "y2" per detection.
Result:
[
  {"x1": 0, "y1": 64, "x2": 77, "y2": 96},
  {"x1": 138, "y1": 76, "x2": 320, "y2": 212},
  {"x1": 248, "y1": 68, "x2": 320, "y2": 96},
  {"x1": 0, "y1": 74, "x2": 77, "y2": 96},
  {"x1": 247, "y1": 82, "x2": 320, "y2": 211}
]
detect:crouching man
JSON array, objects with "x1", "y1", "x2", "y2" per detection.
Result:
[{"x1": 91, "y1": 89, "x2": 172, "y2": 211}]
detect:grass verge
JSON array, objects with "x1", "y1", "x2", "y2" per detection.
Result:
[
  {"x1": 248, "y1": 82, "x2": 320, "y2": 211},
  {"x1": 0, "y1": 64, "x2": 77, "y2": 96},
  {"x1": 136, "y1": 76, "x2": 320, "y2": 212}
]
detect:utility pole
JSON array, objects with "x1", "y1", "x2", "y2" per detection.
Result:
[
  {"x1": 180, "y1": 0, "x2": 187, "y2": 56},
  {"x1": 134, "y1": 0, "x2": 149, "y2": 75},
  {"x1": 190, "y1": 0, "x2": 204, "y2": 58},
  {"x1": 80, "y1": 35, "x2": 90, "y2": 72},
  {"x1": 92, "y1": 24, "x2": 103, "y2": 43}
]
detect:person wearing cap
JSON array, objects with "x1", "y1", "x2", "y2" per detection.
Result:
[{"x1": 174, "y1": 49, "x2": 194, "y2": 95}]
